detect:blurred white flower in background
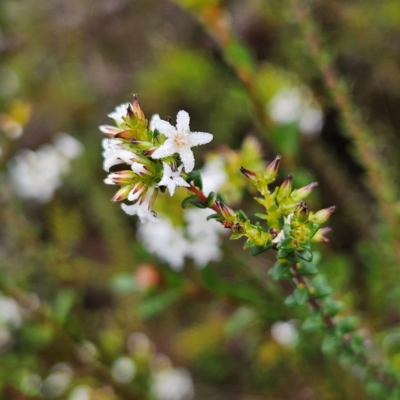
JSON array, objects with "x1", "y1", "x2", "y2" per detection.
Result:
[
  {"x1": 8, "y1": 133, "x2": 83, "y2": 203},
  {"x1": 137, "y1": 155, "x2": 227, "y2": 270},
  {"x1": 111, "y1": 356, "x2": 136, "y2": 384},
  {"x1": 138, "y1": 218, "x2": 188, "y2": 270},
  {"x1": 268, "y1": 86, "x2": 323, "y2": 137},
  {"x1": 42, "y1": 363, "x2": 73, "y2": 398},
  {"x1": 270, "y1": 320, "x2": 299, "y2": 348},
  {"x1": 0, "y1": 292, "x2": 22, "y2": 350},
  {"x1": 151, "y1": 368, "x2": 194, "y2": 400},
  {"x1": 68, "y1": 385, "x2": 91, "y2": 400}
]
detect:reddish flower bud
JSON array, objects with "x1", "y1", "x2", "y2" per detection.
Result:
[
  {"x1": 263, "y1": 155, "x2": 281, "y2": 182},
  {"x1": 311, "y1": 205, "x2": 336, "y2": 224},
  {"x1": 291, "y1": 182, "x2": 318, "y2": 202},
  {"x1": 111, "y1": 185, "x2": 132, "y2": 202},
  {"x1": 132, "y1": 94, "x2": 145, "y2": 120},
  {"x1": 215, "y1": 200, "x2": 236, "y2": 221},
  {"x1": 294, "y1": 202, "x2": 309, "y2": 224},
  {"x1": 279, "y1": 174, "x2": 293, "y2": 197},
  {"x1": 240, "y1": 166, "x2": 259, "y2": 186}
]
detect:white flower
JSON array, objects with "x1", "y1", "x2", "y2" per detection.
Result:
[
  {"x1": 157, "y1": 163, "x2": 190, "y2": 196},
  {"x1": 121, "y1": 187, "x2": 160, "y2": 224},
  {"x1": 102, "y1": 138, "x2": 138, "y2": 172},
  {"x1": 0, "y1": 293, "x2": 22, "y2": 329},
  {"x1": 8, "y1": 135, "x2": 83, "y2": 203},
  {"x1": 201, "y1": 156, "x2": 228, "y2": 196},
  {"x1": 53, "y1": 133, "x2": 84, "y2": 159},
  {"x1": 184, "y1": 208, "x2": 225, "y2": 267},
  {"x1": 137, "y1": 218, "x2": 188, "y2": 270},
  {"x1": 149, "y1": 114, "x2": 161, "y2": 131},
  {"x1": 107, "y1": 102, "x2": 131, "y2": 124},
  {"x1": 151, "y1": 368, "x2": 194, "y2": 400},
  {"x1": 68, "y1": 385, "x2": 91, "y2": 400},
  {"x1": 151, "y1": 110, "x2": 213, "y2": 173},
  {"x1": 111, "y1": 357, "x2": 136, "y2": 384},
  {"x1": 272, "y1": 213, "x2": 294, "y2": 244},
  {"x1": 271, "y1": 321, "x2": 299, "y2": 347},
  {"x1": 268, "y1": 86, "x2": 323, "y2": 137}
]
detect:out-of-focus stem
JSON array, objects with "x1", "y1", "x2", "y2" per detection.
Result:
[{"x1": 290, "y1": 0, "x2": 400, "y2": 260}]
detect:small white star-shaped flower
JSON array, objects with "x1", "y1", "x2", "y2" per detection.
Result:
[
  {"x1": 157, "y1": 163, "x2": 190, "y2": 196},
  {"x1": 151, "y1": 110, "x2": 213, "y2": 173}
]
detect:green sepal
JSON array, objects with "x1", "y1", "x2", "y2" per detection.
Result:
[
  {"x1": 181, "y1": 195, "x2": 206, "y2": 209},
  {"x1": 268, "y1": 261, "x2": 290, "y2": 281},
  {"x1": 230, "y1": 233, "x2": 243, "y2": 240},
  {"x1": 152, "y1": 128, "x2": 161, "y2": 140},
  {"x1": 295, "y1": 249, "x2": 313, "y2": 262},
  {"x1": 321, "y1": 335, "x2": 340, "y2": 355},
  {"x1": 302, "y1": 313, "x2": 324, "y2": 332},
  {"x1": 186, "y1": 170, "x2": 203, "y2": 190},
  {"x1": 237, "y1": 209, "x2": 249, "y2": 221},
  {"x1": 297, "y1": 260, "x2": 319, "y2": 276},
  {"x1": 250, "y1": 243, "x2": 272, "y2": 256},
  {"x1": 311, "y1": 276, "x2": 333, "y2": 298},
  {"x1": 293, "y1": 286, "x2": 308, "y2": 305}
]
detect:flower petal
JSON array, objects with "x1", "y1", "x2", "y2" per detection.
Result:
[
  {"x1": 188, "y1": 132, "x2": 213, "y2": 147},
  {"x1": 179, "y1": 147, "x2": 195, "y2": 173},
  {"x1": 176, "y1": 110, "x2": 190, "y2": 134},
  {"x1": 151, "y1": 140, "x2": 177, "y2": 159},
  {"x1": 151, "y1": 119, "x2": 176, "y2": 137}
]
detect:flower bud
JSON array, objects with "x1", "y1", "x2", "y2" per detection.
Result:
[
  {"x1": 279, "y1": 174, "x2": 293, "y2": 197},
  {"x1": 294, "y1": 202, "x2": 309, "y2": 224},
  {"x1": 112, "y1": 185, "x2": 133, "y2": 202},
  {"x1": 215, "y1": 200, "x2": 236, "y2": 221},
  {"x1": 263, "y1": 155, "x2": 281, "y2": 182},
  {"x1": 312, "y1": 227, "x2": 332, "y2": 243},
  {"x1": 291, "y1": 182, "x2": 318, "y2": 202},
  {"x1": 311, "y1": 205, "x2": 336, "y2": 224},
  {"x1": 240, "y1": 166, "x2": 258, "y2": 185},
  {"x1": 107, "y1": 171, "x2": 136, "y2": 184},
  {"x1": 128, "y1": 182, "x2": 146, "y2": 202},
  {"x1": 132, "y1": 94, "x2": 145, "y2": 120}
]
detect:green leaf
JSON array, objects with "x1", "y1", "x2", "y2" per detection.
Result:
[
  {"x1": 295, "y1": 249, "x2": 313, "y2": 262},
  {"x1": 284, "y1": 294, "x2": 297, "y2": 307},
  {"x1": 187, "y1": 170, "x2": 202, "y2": 189},
  {"x1": 53, "y1": 289, "x2": 78, "y2": 325},
  {"x1": 302, "y1": 314, "x2": 324, "y2": 332},
  {"x1": 321, "y1": 335, "x2": 339, "y2": 355},
  {"x1": 277, "y1": 248, "x2": 293, "y2": 259},
  {"x1": 297, "y1": 260, "x2": 319, "y2": 275},
  {"x1": 276, "y1": 237, "x2": 293, "y2": 250},
  {"x1": 337, "y1": 316, "x2": 360, "y2": 334},
  {"x1": 312, "y1": 276, "x2": 333, "y2": 298},
  {"x1": 206, "y1": 191, "x2": 216, "y2": 206},
  {"x1": 268, "y1": 261, "x2": 290, "y2": 281},
  {"x1": 250, "y1": 243, "x2": 272, "y2": 256},
  {"x1": 237, "y1": 209, "x2": 249, "y2": 221},
  {"x1": 181, "y1": 195, "x2": 206, "y2": 209},
  {"x1": 138, "y1": 291, "x2": 179, "y2": 319},
  {"x1": 323, "y1": 299, "x2": 343, "y2": 317},
  {"x1": 206, "y1": 213, "x2": 220, "y2": 221},
  {"x1": 110, "y1": 273, "x2": 138, "y2": 294},
  {"x1": 293, "y1": 286, "x2": 308, "y2": 305}
]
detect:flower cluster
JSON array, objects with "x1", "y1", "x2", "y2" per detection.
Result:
[
  {"x1": 8, "y1": 133, "x2": 83, "y2": 203},
  {"x1": 211, "y1": 155, "x2": 334, "y2": 259},
  {"x1": 101, "y1": 96, "x2": 212, "y2": 223}
]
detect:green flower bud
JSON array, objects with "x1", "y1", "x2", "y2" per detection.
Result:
[{"x1": 291, "y1": 182, "x2": 318, "y2": 202}]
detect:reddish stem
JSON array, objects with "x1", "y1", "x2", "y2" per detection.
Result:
[{"x1": 188, "y1": 184, "x2": 221, "y2": 213}]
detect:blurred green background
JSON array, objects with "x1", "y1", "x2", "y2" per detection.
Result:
[{"x1": 1, "y1": 0, "x2": 400, "y2": 399}]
